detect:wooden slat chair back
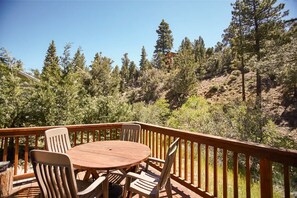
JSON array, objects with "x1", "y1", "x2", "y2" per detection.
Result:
[
  {"x1": 31, "y1": 150, "x2": 107, "y2": 198},
  {"x1": 123, "y1": 138, "x2": 180, "y2": 198},
  {"x1": 31, "y1": 150, "x2": 78, "y2": 197},
  {"x1": 158, "y1": 137, "x2": 179, "y2": 189},
  {"x1": 120, "y1": 124, "x2": 141, "y2": 142},
  {"x1": 45, "y1": 127, "x2": 71, "y2": 153}
]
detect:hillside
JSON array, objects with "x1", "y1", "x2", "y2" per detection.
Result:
[{"x1": 196, "y1": 71, "x2": 297, "y2": 143}]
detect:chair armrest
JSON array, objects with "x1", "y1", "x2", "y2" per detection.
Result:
[
  {"x1": 147, "y1": 157, "x2": 165, "y2": 164},
  {"x1": 77, "y1": 176, "x2": 107, "y2": 196},
  {"x1": 145, "y1": 157, "x2": 165, "y2": 171},
  {"x1": 126, "y1": 172, "x2": 156, "y2": 184}
]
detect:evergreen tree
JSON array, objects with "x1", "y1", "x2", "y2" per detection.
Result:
[
  {"x1": 72, "y1": 47, "x2": 86, "y2": 72},
  {"x1": 89, "y1": 52, "x2": 113, "y2": 96},
  {"x1": 230, "y1": 0, "x2": 288, "y2": 107},
  {"x1": 154, "y1": 19, "x2": 174, "y2": 54},
  {"x1": 41, "y1": 40, "x2": 61, "y2": 86},
  {"x1": 193, "y1": 36, "x2": 206, "y2": 66},
  {"x1": 179, "y1": 37, "x2": 193, "y2": 52},
  {"x1": 139, "y1": 46, "x2": 150, "y2": 73},
  {"x1": 224, "y1": 0, "x2": 249, "y2": 101},
  {"x1": 120, "y1": 53, "x2": 130, "y2": 92},
  {"x1": 154, "y1": 19, "x2": 174, "y2": 69},
  {"x1": 60, "y1": 43, "x2": 73, "y2": 77},
  {"x1": 111, "y1": 65, "x2": 121, "y2": 94},
  {"x1": 128, "y1": 61, "x2": 138, "y2": 87}
]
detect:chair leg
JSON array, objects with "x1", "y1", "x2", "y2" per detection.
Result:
[
  {"x1": 165, "y1": 179, "x2": 173, "y2": 198},
  {"x1": 123, "y1": 177, "x2": 131, "y2": 198}
]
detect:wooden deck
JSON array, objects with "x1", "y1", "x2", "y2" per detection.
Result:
[{"x1": 7, "y1": 165, "x2": 200, "y2": 198}]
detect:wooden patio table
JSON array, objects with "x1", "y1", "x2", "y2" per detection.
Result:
[{"x1": 66, "y1": 140, "x2": 151, "y2": 197}]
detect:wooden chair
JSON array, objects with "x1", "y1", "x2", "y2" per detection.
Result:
[
  {"x1": 45, "y1": 127, "x2": 88, "y2": 180},
  {"x1": 30, "y1": 150, "x2": 108, "y2": 198},
  {"x1": 45, "y1": 127, "x2": 71, "y2": 153},
  {"x1": 109, "y1": 124, "x2": 142, "y2": 184},
  {"x1": 123, "y1": 138, "x2": 180, "y2": 198},
  {"x1": 120, "y1": 124, "x2": 141, "y2": 142}
]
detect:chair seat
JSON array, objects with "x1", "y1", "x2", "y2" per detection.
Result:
[{"x1": 129, "y1": 171, "x2": 160, "y2": 196}]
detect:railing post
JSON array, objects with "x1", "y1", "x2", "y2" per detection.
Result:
[{"x1": 260, "y1": 158, "x2": 273, "y2": 198}]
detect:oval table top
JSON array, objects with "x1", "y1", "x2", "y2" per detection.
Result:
[{"x1": 66, "y1": 140, "x2": 151, "y2": 170}]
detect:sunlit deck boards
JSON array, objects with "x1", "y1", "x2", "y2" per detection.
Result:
[{"x1": 8, "y1": 165, "x2": 200, "y2": 198}]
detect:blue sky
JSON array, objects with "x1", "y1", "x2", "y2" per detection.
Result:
[{"x1": 0, "y1": 0, "x2": 296, "y2": 72}]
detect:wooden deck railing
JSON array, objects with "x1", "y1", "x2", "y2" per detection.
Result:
[{"x1": 0, "y1": 122, "x2": 297, "y2": 198}]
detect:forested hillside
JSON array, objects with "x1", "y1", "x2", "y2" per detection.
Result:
[{"x1": 1, "y1": 0, "x2": 296, "y2": 150}]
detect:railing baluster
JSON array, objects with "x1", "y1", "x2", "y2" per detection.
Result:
[
  {"x1": 35, "y1": 135, "x2": 39, "y2": 149},
  {"x1": 179, "y1": 139, "x2": 182, "y2": 178},
  {"x1": 223, "y1": 149, "x2": 227, "y2": 198},
  {"x1": 81, "y1": 131, "x2": 84, "y2": 144},
  {"x1": 3, "y1": 137, "x2": 8, "y2": 161},
  {"x1": 185, "y1": 139, "x2": 188, "y2": 181},
  {"x1": 191, "y1": 141, "x2": 194, "y2": 184},
  {"x1": 233, "y1": 152, "x2": 238, "y2": 198},
  {"x1": 160, "y1": 134, "x2": 163, "y2": 161},
  {"x1": 24, "y1": 136, "x2": 29, "y2": 173},
  {"x1": 74, "y1": 131, "x2": 77, "y2": 146},
  {"x1": 205, "y1": 144, "x2": 209, "y2": 192},
  {"x1": 198, "y1": 143, "x2": 201, "y2": 188},
  {"x1": 14, "y1": 137, "x2": 19, "y2": 175},
  {"x1": 156, "y1": 133, "x2": 159, "y2": 160},
  {"x1": 152, "y1": 131, "x2": 155, "y2": 157},
  {"x1": 146, "y1": 129, "x2": 148, "y2": 146},
  {"x1": 260, "y1": 158, "x2": 273, "y2": 198},
  {"x1": 246, "y1": 155, "x2": 251, "y2": 198},
  {"x1": 284, "y1": 164, "x2": 290, "y2": 198},
  {"x1": 87, "y1": 131, "x2": 90, "y2": 142},
  {"x1": 93, "y1": 130, "x2": 95, "y2": 142},
  {"x1": 164, "y1": 135, "x2": 167, "y2": 160},
  {"x1": 214, "y1": 147, "x2": 218, "y2": 197},
  {"x1": 104, "y1": 129, "x2": 107, "y2": 140}
]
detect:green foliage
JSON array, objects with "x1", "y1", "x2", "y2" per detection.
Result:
[
  {"x1": 133, "y1": 99, "x2": 170, "y2": 126},
  {"x1": 88, "y1": 52, "x2": 113, "y2": 97},
  {"x1": 154, "y1": 19, "x2": 173, "y2": 55}
]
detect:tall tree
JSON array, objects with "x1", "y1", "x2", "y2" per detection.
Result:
[
  {"x1": 224, "y1": 0, "x2": 249, "y2": 101},
  {"x1": 89, "y1": 52, "x2": 113, "y2": 96},
  {"x1": 128, "y1": 61, "x2": 138, "y2": 87},
  {"x1": 60, "y1": 43, "x2": 73, "y2": 77},
  {"x1": 120, "y1": 53, "x2": 130, "y2": 92},
  {"x1": 154, "y1": 19, "x2": 174, "y2": 69},
  {"x1": 193, "y1": 36, "x2": 206, "y2": 66},
  {"x1": 233, "y1": 0, "x2": 287, "y2": 107},
  {"x1": 179, "y1": 37, "x2": 193, "y2": 52},
  {"x1": 154, "y1": 19, "x2": 174, "y2": 54},
  {"x1": 41, "y1": 40, "x2": 61, "y2": 86},
  {"x1": 72, "y1": 47, "x2": 86, "y2": 72},
  {"x1": 139, "y1": 46, "x2": 150, "y2": 73}
]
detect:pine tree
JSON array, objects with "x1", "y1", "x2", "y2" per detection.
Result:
[
  {"x1": 89, "y1": 52, "x2": 113, "y2": 96},
  {"x1": 154, "y1": 19, "x2": 174, "y2": 54},
  {"x1": 229, "y1": 0, "x2": 287, "y2": 107},
  {"x1": 60, "y1": 43, "x2": 73, "y2": 77},
  {"x1": 120, "y1": 53, "x2": 130, "y2": 92},
  {"x1": 41, "y1": 40, "x2": 61, "y2": 86},
  {"x1": 128, "y1": 61, "x2": 138, "y2": 87},
  {"x1": 72, "y1": 47, "x2": 86, "y2": 72},
  {"x1": 224, "y1": 0, "x2": 249, "y2": 101},
  {"x1": 139, "y1": 46, "x2": 150, "y2": 73},
  {"x1": 154, "y1": 19, "x2": 174, "y2": 69},
  {"x1": 179, "y1": 37, "x2": 193, "y2": 53}
]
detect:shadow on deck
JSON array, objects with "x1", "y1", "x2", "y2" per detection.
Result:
[{"x1": 8, "y1": 165, "x2": 199, "y2": 198}]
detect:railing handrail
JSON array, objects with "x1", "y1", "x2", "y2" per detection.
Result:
[
  {"x1": 0, "y1": 122, "x2": 126, "y2": 137},
  {"x1": 135, "y1": 121, "x2": 297, "y2": 166}
]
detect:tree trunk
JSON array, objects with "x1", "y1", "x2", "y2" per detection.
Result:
[{"x1": 241, "y1": 57, "x2": 246, "y2": 101}]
